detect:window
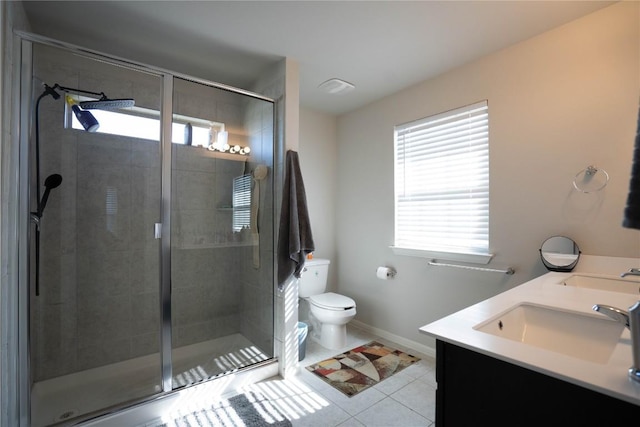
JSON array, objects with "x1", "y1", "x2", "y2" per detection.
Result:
[
  {"x1": 393, "y1": 100, "x2": 490, "y2": 262},
  {"x1": 66, "y1": 97, "x2": 224, "y2": 147}
]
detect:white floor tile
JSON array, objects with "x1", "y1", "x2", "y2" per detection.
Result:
[
  {"x1": 417, "y1": 369, "x2": 437, "y2": 389},
  {"x1": 401, "y1": 358, "x2": 435, "y2": 380},
  {"x1": 321, "y1": 384, "x2": 387, "y2": 417},
  {"x1": 390, "y1": 379, "x2": 437, "y2": 421},
  {"x1": 288, "y1": 399, "x2": 351, "y2": 427},
  {"x1": 355, "y1": 397, "x2": 431, "y2": 427},
  {"x1": 372, "y1": 370, "x2": 414, "y2": 395},
  {"x1": 337, "y1": 416, "x2": 366, "y2": 427}
]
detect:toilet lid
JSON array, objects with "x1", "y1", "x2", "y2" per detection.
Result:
[{"x1": 310, "y1": 292, "x2": 355, "y2": 310}]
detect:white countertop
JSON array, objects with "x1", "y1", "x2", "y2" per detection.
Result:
[{"x1": 419, "y1": 255, "x2": 640, "y2": 406}]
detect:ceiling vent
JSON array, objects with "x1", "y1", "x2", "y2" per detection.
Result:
[{"x1": 318, "y1": 78, "x2": 355, "y2": 95}]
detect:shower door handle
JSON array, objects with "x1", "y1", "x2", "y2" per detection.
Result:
[{"x1": 154, "y1": 223, "x2": 162, "y2": 239}]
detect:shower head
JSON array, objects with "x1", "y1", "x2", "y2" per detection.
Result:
[
  {"x1": 51, "y1": 83, "x2": 135, "y2": 111},
  {"x1": 38, "y1": 173, "x2": 62, "y2": 217},
  {"x1": 80, "y1": 98, "x2": 135, "y2": 110}
]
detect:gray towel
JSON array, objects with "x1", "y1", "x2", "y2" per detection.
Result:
[
  {"x1": 277, "y1": 150, "x2": 315, "y2": 289},
  {"x1": 623, "y1": 103, "x2": 640, "y2": 230}
]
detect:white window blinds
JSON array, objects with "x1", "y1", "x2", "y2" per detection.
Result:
[
  {"x1": 232, "y1": 175, "x2": 252, "y2": 232},
  {"x1": 394, "y1": 100, "x2": 489, "y2": 256}
]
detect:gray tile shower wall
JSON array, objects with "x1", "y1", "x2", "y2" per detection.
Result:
[{"x1": 170, "y1": 146, "x2": 246, "y2": 349}]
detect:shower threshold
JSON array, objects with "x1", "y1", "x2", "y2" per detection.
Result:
[{"x1": 31, "y1": 334, "x2": 272, "y2": 427}]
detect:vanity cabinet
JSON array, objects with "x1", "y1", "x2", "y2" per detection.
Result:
[{"x1": 435, "y1": 340, "x2": 640, "y2": 426}]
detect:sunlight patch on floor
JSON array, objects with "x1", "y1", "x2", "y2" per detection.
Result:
[{"x1": 159, "y1": 376, "x2": 330, "y2": 426}]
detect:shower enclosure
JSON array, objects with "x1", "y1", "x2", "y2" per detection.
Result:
[{"x1": 19, "y1": 35, "x2": 277, "y2": 426}]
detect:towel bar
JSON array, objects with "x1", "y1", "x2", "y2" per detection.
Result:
[{"x1": 428, "y1": 259, "x2": 515, "y2": 275}]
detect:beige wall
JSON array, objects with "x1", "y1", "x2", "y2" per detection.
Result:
[{"x1": 328, "y1": 2, "x2": 640, "y2": 350}]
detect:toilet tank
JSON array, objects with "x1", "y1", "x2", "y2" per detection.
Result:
[{"x1": 298, "y1": 258, "x2": 330, "y2": 298}]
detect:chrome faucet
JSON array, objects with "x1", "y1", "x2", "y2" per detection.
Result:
[
  {"x1": 620, "y1": 268, "x2": 640, "y2": 278},
  {"x1": 593, "y1": 304, "x2": 630, "y2": 329},
  {"x1": 593, "y1": 301, "x2": 640, "y2": 382}
]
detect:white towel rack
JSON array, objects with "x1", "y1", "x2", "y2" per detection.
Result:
[{"x1": 428, "y1": 259, "x2": 515, "y2": 275}]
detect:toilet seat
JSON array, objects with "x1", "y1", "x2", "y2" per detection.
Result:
[{"x1": 309, "y1": 292, "x2": 355, "y2": 310}]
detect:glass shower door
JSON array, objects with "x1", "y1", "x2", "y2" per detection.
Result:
[
  {"x1": 170, "y1": 77, "x2": 275, "y2": 389},
  {"x1": 29, "y1": 43, "x2": 164, "y2": 426},
  {"x1": 25, "y1": 37, "x2": 277, "y2": 426}
]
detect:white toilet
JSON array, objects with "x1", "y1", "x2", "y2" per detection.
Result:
[{"x1": 298, "y1": 258, "x2": 356, "y2": 350}]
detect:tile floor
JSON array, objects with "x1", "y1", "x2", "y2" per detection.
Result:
[{"x1": 155, "y1": 325, "x2": 437, "y2": 427}]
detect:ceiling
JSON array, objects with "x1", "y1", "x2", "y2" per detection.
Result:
[{"x1": 21, "y1": 1, "x2": 614, "y2": 115}]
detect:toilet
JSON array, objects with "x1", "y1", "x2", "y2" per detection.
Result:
[{"x1": 298, "y1": 258, "x2": 356, "y2": 350}]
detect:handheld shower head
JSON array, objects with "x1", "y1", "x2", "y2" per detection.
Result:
[
  {"x1": 253, "y1": 165, "x2": 268, "y2": 180},
  {"x1": 44, "y1": 173, "x2": 63, "y2": 189},
  {"x1": 80, "y1": 98, "x2": 135, "y2": 110},
  {"x1": 38, "y1": 173, "x2": 63, "y2": 217}
]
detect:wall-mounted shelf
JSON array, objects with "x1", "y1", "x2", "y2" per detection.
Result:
[{"x1": 175, "y1": 144, "x2": 249, "y2": 162}]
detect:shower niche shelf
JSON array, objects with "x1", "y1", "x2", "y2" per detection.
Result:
[
  {"x1": 178, "y1": 241, "x2": 255, "y2": 250},
  {"x1": 176, "y1": 229, "x2": 256, "y2": 250}
]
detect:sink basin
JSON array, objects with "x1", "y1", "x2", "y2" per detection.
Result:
[
  {"x1": 474, "y1": 303, "x2": 624, "y2": 364},
  {"x1": 559, "y1": 274, "x2": 640, "y2": 295}
]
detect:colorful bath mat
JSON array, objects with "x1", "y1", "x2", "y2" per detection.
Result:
[{"x1": 305, "y1": 341, "x2": 421, "y2": 397}]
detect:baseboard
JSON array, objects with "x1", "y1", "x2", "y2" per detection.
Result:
[{"x1": 349, "y1": 320, "x2": 436, "y2": 359}]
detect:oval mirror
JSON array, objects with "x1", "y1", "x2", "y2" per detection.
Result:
[{"x1": 539, "y1": 236, "x2": 580, "y2": 272}]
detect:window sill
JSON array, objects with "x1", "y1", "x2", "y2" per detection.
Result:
[{"x1": 390, "y1": 246, "x2": 493, "y2": 265}]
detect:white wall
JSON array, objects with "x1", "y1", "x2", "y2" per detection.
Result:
[
  {"x1": 252, "y1": 58, "x2": 303, "y2": 378},
  {"x1": 299, "y1": 108, "x2": 338, "y2": 288},
  {"x1": 328, "y1": 2, "x2": 640, "y2": 350}
]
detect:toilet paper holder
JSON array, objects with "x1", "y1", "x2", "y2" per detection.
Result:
[{"x1": 376, "y1": 266, "x2": 397, "y2": 279}]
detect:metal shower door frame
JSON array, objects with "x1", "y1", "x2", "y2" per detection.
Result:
[{"x1": 16, "y1": 34, "x2": 173, "y2": 427}]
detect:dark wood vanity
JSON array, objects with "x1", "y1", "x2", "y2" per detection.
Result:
[{"x1": 435, "y1": 340, "x2": 640, "y2": 426}]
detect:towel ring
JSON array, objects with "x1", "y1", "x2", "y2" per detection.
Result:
[{"x1": 573, "y1": 165, "x2": 609, "y2": 193}]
